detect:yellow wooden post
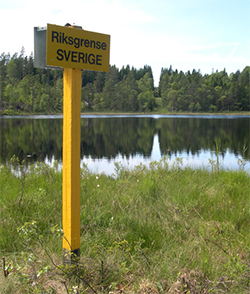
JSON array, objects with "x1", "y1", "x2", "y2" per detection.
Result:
[
  {"x1": 62, "y1": 67, "x2": 82, "y2": 263},
  {"x1": 34, "y1": 22, "x2": 110, "y2": 264}
]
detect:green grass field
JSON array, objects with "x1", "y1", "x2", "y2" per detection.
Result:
[{"x1": 0, "y1": 158, "x2": 249, "y2": 293}]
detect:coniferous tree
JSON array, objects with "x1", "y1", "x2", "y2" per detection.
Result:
[{"x1": 0, "y1": 49, "x2": 249, "y2": 114}]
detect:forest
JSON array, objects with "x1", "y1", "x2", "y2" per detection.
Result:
[{"x1": 0, "y1": 47, "x2": 249, "y2": 114}]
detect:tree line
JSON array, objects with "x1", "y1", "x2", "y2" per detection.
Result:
[
  {"x1": 0, "y1": 48, "x2": 249, "y2": 114},
  {"x1": 159, "y1": 65, "x2": 249, "y2": 112}
]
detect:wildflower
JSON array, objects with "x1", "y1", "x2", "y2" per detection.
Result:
[
  {"x1": 97, "y1": 184, "x2": 100, "y2": 188},
  {"x1": 96, "y1": 176, "x2": 99, "y2": 180}
]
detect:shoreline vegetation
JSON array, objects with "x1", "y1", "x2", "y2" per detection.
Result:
[
  {"x1": 0, "y1": 158, "x2": 250, "y2": 293},
  {"x1": 1, "y1": 111, "x2": 250, "y2": 117},
  {"x1": 0, "y1": 49, "x2": 249, "y2": 116}
]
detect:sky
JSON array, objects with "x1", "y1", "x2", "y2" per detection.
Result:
[{"x1": 0, "y1": 0, "x2": 249, "y2": 86}]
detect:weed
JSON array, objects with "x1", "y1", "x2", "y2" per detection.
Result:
[{"x1": 0, "y1": 162, "x2": 250, "y2": 293}]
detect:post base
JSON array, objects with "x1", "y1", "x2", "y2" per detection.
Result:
[{"x1": 63, "y1": 248, "x2": 80, "y2": 264}]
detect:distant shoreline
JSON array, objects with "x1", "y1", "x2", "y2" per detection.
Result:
[{"x1": 1, "y1": 111, "x2": 250, "y2": 117}]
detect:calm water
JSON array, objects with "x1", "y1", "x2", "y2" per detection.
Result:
[{"x1": 0, "y1": 115, "x2": 249, "y2": 174}]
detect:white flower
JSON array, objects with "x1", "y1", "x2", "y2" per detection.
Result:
[
  {"x1": 96, "y1": 176, "x2": 99, "y2": 180},
  {"x1": 97, "y1": 184, "x2": 100, "y2": 188}
]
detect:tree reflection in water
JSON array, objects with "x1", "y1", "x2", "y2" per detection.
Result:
[{"x1": 0, "y1": 115, "x2": 249, "y2": 174}]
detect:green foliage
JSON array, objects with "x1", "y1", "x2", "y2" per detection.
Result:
[
  {"x1": 1, "y1": 49, "x2": 249, "y2": 114},
  {"x1": 0, "y1": 50, "x2": 63, "y2": 114},
  {"x1": 159, "y1": 65, "x2": 250, "y2": 113},
  {"x1": 0, "y1": 159, "x2": 62, "y2": 252},
  {"x1": 0, "y1": 161, "x2": 250, "y2": 293}
]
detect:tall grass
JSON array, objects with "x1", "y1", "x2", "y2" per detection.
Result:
[{"x1": 0, "y1": 159, "x2": 249, "y2": 293}]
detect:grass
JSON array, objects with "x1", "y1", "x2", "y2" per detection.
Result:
[{"x1": 0, "y1": 158, "x2": 250, "y2": 293}]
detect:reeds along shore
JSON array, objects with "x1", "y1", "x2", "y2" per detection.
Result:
[{"x1": 0, "y1": 159, "x2": 250, "y2": 293}]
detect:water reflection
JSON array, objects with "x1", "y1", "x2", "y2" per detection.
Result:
[
  {"x1": 151, "y1": 134, "x2": 161, "y2": 161},
  {"x1": 0, "y1": 115, "x2": 249, "y2": 174},
  {"x1": 80, "y1": 139, "x2": 250, "y2": 175}
]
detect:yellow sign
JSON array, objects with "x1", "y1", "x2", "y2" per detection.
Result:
[{"x1": 46, "y1": 24, "x2": 110, "y2": 72}]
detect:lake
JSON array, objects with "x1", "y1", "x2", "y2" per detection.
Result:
[{"x1": 0, "y1": 115, "x2": 249, "y2": 175}]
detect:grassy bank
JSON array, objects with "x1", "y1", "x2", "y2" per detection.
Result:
[{"x1": 0, "y1": 159, "x2": 250, "y2": 293}]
